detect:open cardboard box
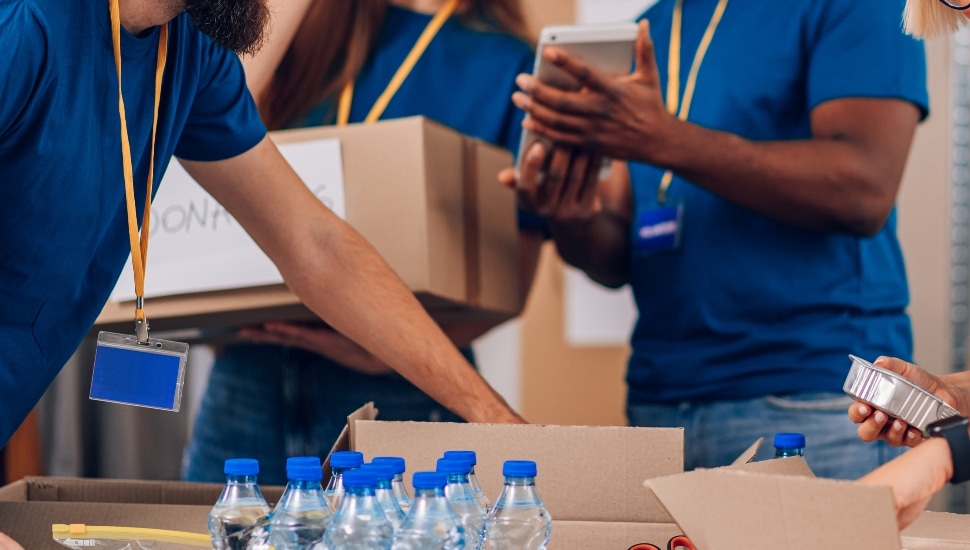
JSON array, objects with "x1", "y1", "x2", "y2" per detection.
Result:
[
  {"x1": 93, "y1": 117, "x2": 522, "y2": 342},
  {"x1": 1, "y1": 404, "x2": 968, "y2": 549},
  {"x1": 331, "y1": 404, "x2": 970, "y2": 550}
]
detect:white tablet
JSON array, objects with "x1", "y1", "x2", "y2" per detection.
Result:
[{"x1": 516, "y1": 22, "x2": 639, "y2": 170}]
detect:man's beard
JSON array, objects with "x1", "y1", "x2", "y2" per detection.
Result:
[{"x1": 184, "y1": 0, "x2": 270, "y2": 56}]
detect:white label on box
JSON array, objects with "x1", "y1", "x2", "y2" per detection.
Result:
[{"x1": 110, "y1": 138, "x2": 345, "y2": 301}]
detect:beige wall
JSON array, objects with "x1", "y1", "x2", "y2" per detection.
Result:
[{"x1": 517, "y1": 3, "x2": 954, "y2": 424}]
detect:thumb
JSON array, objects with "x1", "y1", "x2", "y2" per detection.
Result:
[
  {"x1": 635, "y1": 19, "x2": 659, "y2": 84},
  {"x1": 873, "y1": 356, "x2": 940, "y2": 394}
]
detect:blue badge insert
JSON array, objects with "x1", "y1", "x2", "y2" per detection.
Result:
[
  {"x1": 634, "y1": 203, "x2": 684, "y2": 255},
  {"x1": 91, "y1": 331, "x2": 189, "y2": 411}
]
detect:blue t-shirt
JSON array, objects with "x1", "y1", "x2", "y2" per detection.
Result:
[
  {"x1": 625, "y1": 0, "x2": 929, "y2": 404},
  {"x1": 0, "y1": 0, "x2": 265, "y2": 444}
]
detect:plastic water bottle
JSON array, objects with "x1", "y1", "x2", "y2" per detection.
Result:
[
  {"x1": 484, "y1": 460, "x2": 552, "y2": 550},
  {"x1": 774, "y1": 433, "x2": 806, "y2": 458},
  {"x1": 364, "y1": 463, "x2": 406, "y2": 530},
  {"x1": 322, "y1": 469, "x2": 394, "y2": 549},
  {"x1": 372, "y1": 456, "x2": 411, "y2": 514},
  {"x1": 270, "y1": 456, "x2": 332, "y2": 550},
  {"x1": 442, "y1": 450, "x2": 490, "y2": 513},
  {"x1": 208, "y1": 458, "x2": 271, "y2": 550},
  {"x1": 325, "y1": 450, "x2": 364, "y2": 511},
  {"x1": 391, "y1": 472, "x2": 464, "y2": 550},
  {"x1": 436, "y1": 458, "x2": 485, "y2": 550}
]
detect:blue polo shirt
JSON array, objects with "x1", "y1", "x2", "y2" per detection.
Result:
[
  {"x1": 0, "y1": 0, "x2": 265, "y2": 444},
  {"x1": 626, "y1": 0, "x2": 929, "y2": 404}
]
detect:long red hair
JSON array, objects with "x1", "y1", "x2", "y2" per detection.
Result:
[{"x1": 259, "y1": 0, "x2": 532, "y2": 130}]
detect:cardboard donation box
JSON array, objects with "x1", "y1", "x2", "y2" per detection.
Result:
[
  {"x1": 2, "y1": 408, "x2": 970, "y2": 549},
  {"x1": 94, "y1": 116, "x2": 521, "y2": 337},
  {"x1": 0, "y1": 477, "x2": 282, "y2": 549}
]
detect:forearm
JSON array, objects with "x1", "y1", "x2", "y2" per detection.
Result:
[
  {"x1": 549, "y1": 214, "x2": 631, "y2": 288},
  {"x1": 648, "y1": 120, "x2": 898, "y2": 236},
  {"x1": 286, "y1": 217, "x2": 523, "y2": 423}
]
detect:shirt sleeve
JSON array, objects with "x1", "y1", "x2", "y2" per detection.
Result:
[
  {"x1": 0, "y1": 3, "x2": 47, "y2": 140},
  {"x1": 806, "y1": 0, "x2": 929, "y2": 118},
  {"x1": 174, "y1": 31, "x2": 267, "y2": 161}
]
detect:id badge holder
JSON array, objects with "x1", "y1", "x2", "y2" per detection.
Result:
[
  {"x1": 91, "y1": 331, "x2": 189, "y2": 411},
  {"x1": 634, "y1": 202, "x2": 684, "y2": 256}
]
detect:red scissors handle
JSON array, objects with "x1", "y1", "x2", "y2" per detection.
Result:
[{"x1": 668, "y1": 536, "x2": 696, "y2": 550}]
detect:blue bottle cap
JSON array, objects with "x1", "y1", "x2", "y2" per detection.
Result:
[
  {"x1": 774, "y1": 433, "x2": 806, "y2": 449},
  {"x1": 224, "y1": 458, "x2": 259, "y2": 476},
  {"x1": 412, "y1": 472, "x2": 447, "y2": 490},
  {"x1": 363, "y1": 463, "x2": 396, "y2": 482},
  {"x1": 371, "y1": 456, "x2": 406, "y2": 474},
  {"x1": 330, "y1": 451, "x2": 364, "y2": 469},
  {"x1": 442, "y1": 450, "x2": 477, "y2": 466},
  {"x1": 286, "y1": 456, "x2": 322, "y2": 481},
  {"x1": 436, "y1": 458, "x2": 471, "y2": 475},
  {"x1": 342, "y1": 469, "x2": 378, "y2": 489},
  {"x1": 503, "y1": 460, "x2": 537, "y2": 478}
]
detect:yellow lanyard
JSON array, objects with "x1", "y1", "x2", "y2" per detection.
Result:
[
  {"x1": 109, "y1": 0, "x2": 168, "y2": 342},
  {"x1": 337, "y1": 0, "x2": 460, "y2": 126},
  {"x1": 658, "y1": 0, "x2": 728, "y2": 204}
]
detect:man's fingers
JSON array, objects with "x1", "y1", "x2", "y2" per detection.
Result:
[
  {"x1": 635, "y1": 19, "x2": 661, "y2": 87},
  {"x1": 857, "y1": 409, "x2": 891, "y2": 442},
  {"x1": 542, "y1": 46, "x2": 613, "y2": 92},
  {"x1": 542, "y1": 146, "x2": 575, "y2": 212},
  {"x1": 513, "y1": 92, "x2": 593, "y2": 136},
  {"x1": 522, "y1": 117, "x2": 585, "y2": 148},
  {"x1": 498, "y1": 167, "x2": 517, "y2": 189},
  {"x1": 560, "y1": 152, "x2": 590, "y2": 207}
]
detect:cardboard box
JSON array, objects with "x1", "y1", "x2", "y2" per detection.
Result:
[
  {"x1": 0, "y1": 477, "x2": 283, "y2": 549},
  {"x1": 93, "y1": 117, "x2": 521, "y2": 339},
  {"x1": 2, "y1": 407, "x2": 969, "y2": 549}
]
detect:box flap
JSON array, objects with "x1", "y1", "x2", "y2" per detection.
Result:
[
  {"x1": 323, "y1": 402, "x2": 379, "y2": 482},
  {"x1": 730, "y1": 438, "x2": 763, "y2": 466},
  {"x1": 645, "y1": 469, "x2": 900, "y2": 550},
  {"x1": 901, "y1": 511, "x2": 970, "y2": 547},
  {"x1": 354, "y1": 420, "x2": 682, "y2": 523},
  {"x1": 722, "y1": 456, "x2": 815, "y2": 478}
]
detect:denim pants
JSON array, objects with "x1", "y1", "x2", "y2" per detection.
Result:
[
  {"x1": 627, "y1": 392, "x2": 904, "y2": 480},
  {"x1": 183, "y1": 343, "x2": 464, "y2": 485}
]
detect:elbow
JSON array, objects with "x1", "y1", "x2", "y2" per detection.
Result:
[{"x1": 836, "y1": 174, "x2": 899, "y2": 238}]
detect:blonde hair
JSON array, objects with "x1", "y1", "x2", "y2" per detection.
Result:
[{"x1": 903, "y1": 0, "x2": 967, "y2": 38}]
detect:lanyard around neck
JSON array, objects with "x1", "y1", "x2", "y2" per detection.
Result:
[
  {"x1": 109, "y1": 0, "x2": 168, "y2": 343},
  {"x1": 657, "y1": 0, "x2": 727, "y2": 204},
  {"x1": 337, "y1": 0, "x2": 460, "y2": 127}
]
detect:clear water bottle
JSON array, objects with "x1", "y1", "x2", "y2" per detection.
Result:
[
  {"x1": 436, "y1": 458, "x2": 485, "y2": 550},
  {"x1": 372, "y1": 456, "x2": 411, "y2": 514},
  {"x1": 364, "y1": 463, "x2": 406, "y2": 530},
  {"x1": 270, "y1": 456, "x2": 332, "y2": 550},
  {"x1": 208, "y1": 458, "x2": 271, "y2": 550},
  {"x1": 774, "y1": 433, "x2": 806, "y2": 458},
  {"x1": 484, "y1": 460, "x2": 552, "y2": 550},
  {"x1": 322, "y1": 469, "x2": 394, "y2": 550},
  {"x1": 391, "y1": 472, "x2": 464, "y2": 550},
  {"x1": 442, "y1": 450, "x2": 490, "y2": 513},
  {"x1": 325, "y1": 450, "x2": 364, "y2": 511}
]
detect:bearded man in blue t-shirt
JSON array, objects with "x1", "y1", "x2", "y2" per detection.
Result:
[
  {"x1": 0, "y1": 0, "x2": 525, "y2": 453},
  {"x1": 506, "y1": 0, "x2": 928, "y2": 480}
]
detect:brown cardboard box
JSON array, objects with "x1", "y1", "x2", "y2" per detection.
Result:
[
  {"x1": 2, "y1": 409, "x2": 969, "y2": 549},
  {"x1": 93, "y1": 116, "x2": 521, "y2": 339},
  {"x1": 0, "y1": 477, "x2": 283, "y2": 549}
]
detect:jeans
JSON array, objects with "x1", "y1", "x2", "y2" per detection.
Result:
[
  {"x1": 627, "y1": 392, "x2": 904, "y2": 480},
  {"x1": 183, "y1": 343, "x2": 464, "y2": 485}
]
